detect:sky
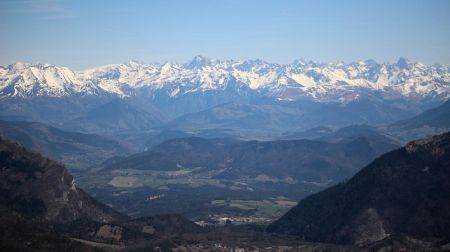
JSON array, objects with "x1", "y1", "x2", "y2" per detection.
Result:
[{"x1": 0, "y1": 0, "x2": 449, "y2": 69}]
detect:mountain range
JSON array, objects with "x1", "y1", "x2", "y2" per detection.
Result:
[
  {"x1": 1, "y1": 57, "x2": 449, "y2": 138},
  {"x1": 1, "y1": 57, "x2": 449, "y2": 102},
  {"x1": 1, "y1": 56, "x2": 450, "y2": 250}
]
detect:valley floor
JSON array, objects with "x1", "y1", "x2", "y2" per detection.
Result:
[{"x1": 73, "y1": 168, "x2": 323, "y2": 224}]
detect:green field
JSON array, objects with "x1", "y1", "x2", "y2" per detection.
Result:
[
  {"x1": 76, "y1": 168, "x2": 227, "y2": 190},
  {"x1": 75, "y1": 168, "x2": 310, "y2": 222},
  {"x1": 212, "y1": 198, "x2": 297, "y2": 218}
]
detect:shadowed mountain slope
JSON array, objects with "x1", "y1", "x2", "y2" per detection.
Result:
[
  {"x1": 386, "y1": 99, "x2": 450, "y2": 143},
  {"x1": 0, "y1": 120, "x2": 132, "y2": 169},
  {"x1": 102, "y1": 135, "x2": 399, "y2": 183},
  {"x1": 267, "y1": 132, "x2": 450, "y2": 245},
  {"x1": 0, "y1": 136, "x2": 206, "y2": 251},
  {"x1": 0, "y1": 136, "x2": 127, "y2": 223}
]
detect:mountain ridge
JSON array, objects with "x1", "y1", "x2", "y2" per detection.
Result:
[
  {"x1": 0, "y1": 136, "x2": 127, "y2": 223},
  {"x1": 1, "y1": 57, "x2": 449, "y2": 103},
  {"x1": 0, "y1": 120, "x2": 132, "y2": 170},
  {"x1": 267, "y1": 131, "x2": 450, "y2": 245},
  {"x1": 101, "y1": 134, "x2": 399, "y2": 183}
]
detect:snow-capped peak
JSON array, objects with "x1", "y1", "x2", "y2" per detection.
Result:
[
  {"x1": 396, "y1": 57, "x2": 412, "y2": 70},
  {"x1": 0, "y1": 57, "x2": 449, "y2": 102},
  {"x1": 184, "y1": 55, "x2": 213, "y2": 69},
  {"x1": 0, "y1": 62, "x2": 100, "y2": 97}
]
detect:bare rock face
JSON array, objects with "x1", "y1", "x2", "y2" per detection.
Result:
[
  {"x1": 96, "y1": 225, "x2": 123, "y2": 241},
  {"x1": 337, "y1": 208, "x2": 388, "y2": 245},
  {"x1": 0, "y1": 136, "x2": 127, "y2": 223},
  {"x1": 268, "y1": 132, "x2": 450, "y2": 245},
  {"x1": 0, "y1": 136, "x2": 207, "y2": 251}
]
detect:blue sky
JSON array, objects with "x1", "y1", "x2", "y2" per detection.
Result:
[{"x1": 0, "y1": 0, "x2": 449, "y2": 69}]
